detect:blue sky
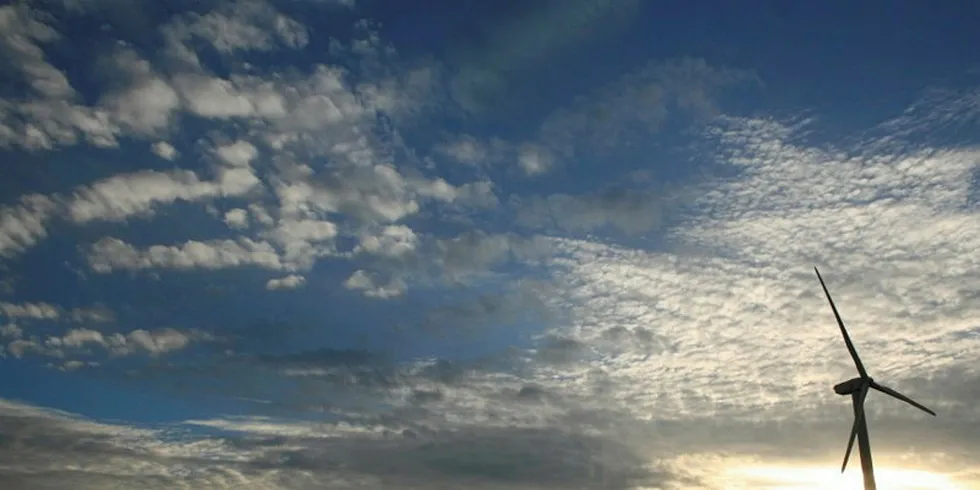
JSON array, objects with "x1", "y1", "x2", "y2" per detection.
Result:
[{"x1": 2, "y1": 0, "x2": 980, "y2": 488}]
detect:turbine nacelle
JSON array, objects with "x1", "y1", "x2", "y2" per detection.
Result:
[{"x1": 834, "y1": 377, "x2": 870, "y2": 395}]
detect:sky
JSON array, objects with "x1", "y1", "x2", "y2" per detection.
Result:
[{"x1": 1, "y1": 0, "x2": 980, "y2": 488}]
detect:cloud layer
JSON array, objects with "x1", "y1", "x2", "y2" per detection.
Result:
[{"x1": 2, "y1": 0, "x2": 980, "y2": 489}]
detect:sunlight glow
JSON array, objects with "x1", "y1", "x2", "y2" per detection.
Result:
[{"x1": 718, "y1": 464, "x2": 963, "y2": 490}]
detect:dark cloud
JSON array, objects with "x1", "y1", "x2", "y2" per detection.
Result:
[{"x1": 0, "y1": 398, "x2": 675, "y2": 490}]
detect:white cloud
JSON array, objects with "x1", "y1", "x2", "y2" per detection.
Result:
[
  {"x1": 109, "y1": 328, "x2": 195, "y2": 356},
  {"x1": 171, "y1": 73, "x2": 287, "y2": 119},
  {"x1": 7, "y1": 338, "x2": 42, "y2": 358},
  {"x1": 214, "y1": 140, "x2": 258, "y2": 167},
  {"x1": 0, "y1": 301, "x2": 59, "y2": 320},
  {"x1": 0, "y1": 194, "x2": 56, "y2": 257},
  {"x1": 263, "y1": 218, "x2": 338, "y2": 270},
  {"x1": 500, "y1": 115, "x2": 980, "y2": 435},
  {"x1": 265, "y1": 274, "x2": 306, "y2": 290},
  {"x1": 151, "y1": 141, "x2": 178, "y2": 160},
  {"x1": 164, "y1": 0, "x2": 310, "y2": 55},
  {"x1": 96, "y1": 47, "x2": 180, "y2": 135},
  {"x1": 247, "y1": 203, "x2": 275, "y2": 226},
  {"x1": 2, "y1": 162, "x2": 268, "y2": 259},
  {"x1": 0, "y1": 4, "x2": 72, "y2": 100},
  {"x1": 344, "y1": 269, "x2": 406, "y2": 298},
  {"x1": 49, "y1": 328, "x2": 105, "y2": 348},
  {"x1": 67, "y1": 169, "x2": 222, "y2": 223},
  {"x1": 86, "y1": 236, "x2": 283, "y2": 272},
  {"x1": 0, "y1": 4, "x2": 119, "y2": 150},
  {"x1": 15, "y1": 326, "x2": 203, "y2": 360},
  {"x1": 172, "y1": 74, "x2": 252, "y2": 117},
  {"x1": 223, "y1": 208, "x2": 250, "y2": 229},
  {"x1": 355, "y1": 225, "x2": 418, "y2": 258}
]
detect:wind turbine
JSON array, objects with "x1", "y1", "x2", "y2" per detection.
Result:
[{"x1": 813, "y1": 267, "x2": 937, "y2": 490}]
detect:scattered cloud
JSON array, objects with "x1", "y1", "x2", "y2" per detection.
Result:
[
  {"x1": 535, "y1": 57, "x2": 758, "y2": 158},
  {"x1": 0, "y1": 195, "x2": 57, "y2": 258},
  {"x1": 2, "y1": 0, "x2": 980, "y2": 488},
  {"x1": 9, "y1": 326, "x2": 206, "y2": 361},
  {"x1": 513, "y1": 184, "x2": 668, "y2": 235},
  {"x1": 266, "y1": 274, "x2": 305, "y2": 290},
  {"x1": 67, "y1": 170, "x2": 227, "y2": 224},
  {"x1": 86, "y1": 237, "x2": 283, "y2": 273},
  {"x1": 0, "y1": 301, "x2": 59, "y2": 320},
  {"x1": 0, "y1": 323, "x2": 22, "y2": 339},
  {"x1": 96, "y1": 46, "x2": 180, "y2": 136},
  {"x1": 516, "y1": 142, "x2": 555, "y2": 176},
  {"x1": 69, "y1": 305, "x2": 116, "y2": 323},
  {"x1": 151, "y1": 141, "x2": 178, "y2": 160},
  {"x1": 223, "y1": 208, "x2": 250, "y2": 229},
  {"x1": 164, "y1": 0, "x2": 310, "y2": 56},
  {"x1": 344, "y1": 269, "x2": 406, "y2": 298}
]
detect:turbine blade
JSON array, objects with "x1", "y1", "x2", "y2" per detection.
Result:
[
  {"x1": 842, "y1": 417, "x2": 858, "y2": 472},
  {"x1": 871, "y1": 381, "x2": 937, "y2": 416},
  {"x1": 842, "y1": 384, "x2": 869, "y2": 473},
  {"x1": 814, "y1": 267, "x2": 868, "y2": 378}
]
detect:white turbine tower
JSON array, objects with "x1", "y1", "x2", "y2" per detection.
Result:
[{"x1": 814, "y1": 267, "x2": 937, "y2": 490}]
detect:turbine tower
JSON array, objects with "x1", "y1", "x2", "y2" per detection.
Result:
[{"x1": 814, "y1": 267, "x2": 937, "y2": 490}]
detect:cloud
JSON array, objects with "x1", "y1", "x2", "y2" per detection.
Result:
[
  {"x1": 109, "y1": 327, "x2": 199, "y2": 356},
  {"x1": 163, "y1": 0, "x2": 310, "y2": 56},
  {"x1": 0, "y1": 396, "x2": 669, "y2": 490},
  {"x1": 432, "y1": 231, "x2": 548, "y2": 282},
  {"x1": 0, "y1": 323, "x2": 22, "y2": 339},
  {"x1": 0, "y1": 301, "x2": 59, "y2": 320},
  {"x1": 437, "y1": 57, "x2": 756, "y2": 178},
  {"x1": 266, "y1": 274, "x2": 305, "y2": 290},
  {"x1": 0, "y1": 3, "x2": 72, "y2": 99},
  {"x1": 516, "y1": 143, "x2": 555, "y2": 176},
  {"x1": 96, "y1": 46, "x2": 180, "y2": 135},
  {"x1": 86, "y1": 237, "x2": 283, "y2": 273},
  {"x1": 67, "y1": 170, "x2": 225, "y2": 224},
  {"x1": 355, "y1": 225, "x2": 418, "y2": 258},
  {"x1": 6, "y1": 338, "x2": 43, "y2": 358},
  {"x1": 0, "y1": 195, "x2": 57, "y2": 258},
  {"x1": 535, "y1": 57, "x2": 758, "y2": 157},
  {"x1": 513, "y1": 183, "x2": 667, "y2": 235},
  {"x1": 69, "y1": 305, "x2": 116, "y2": 323},
  {"x1": 214, "y1": 140, "x2": 259, "y2": 167},
  {"x1": 223, "y1": 208, "x2": 250, "y2": 229},
  {"x1": 3, "y1": 0, "x2": 980, "y2": 487},
  {"x1": 10, "y1": 326, "x2": 205, "y2": 361},
  {"x1": 171, "y1": 73, "x2": 277, "y2": 119},
  {"x1": 434, "y1": 134, "x2": 496, "y2": 166},
  {"x1": 0, "y1": 4, "x2": 117, "y2": 149},
  {"x1": 50, "y1": 327, "x2": 106, "y2": 348},
  {"x1": 150, "y1": 141, "x2": 178, "y2": 160},
  {"x1": 344, "y1": 269, "x2": 406, "y2": 299}
]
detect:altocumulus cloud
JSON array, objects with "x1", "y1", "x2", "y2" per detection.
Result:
[{"x1": 2, "y1": 0, "x2": 980, "y2": 489}]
